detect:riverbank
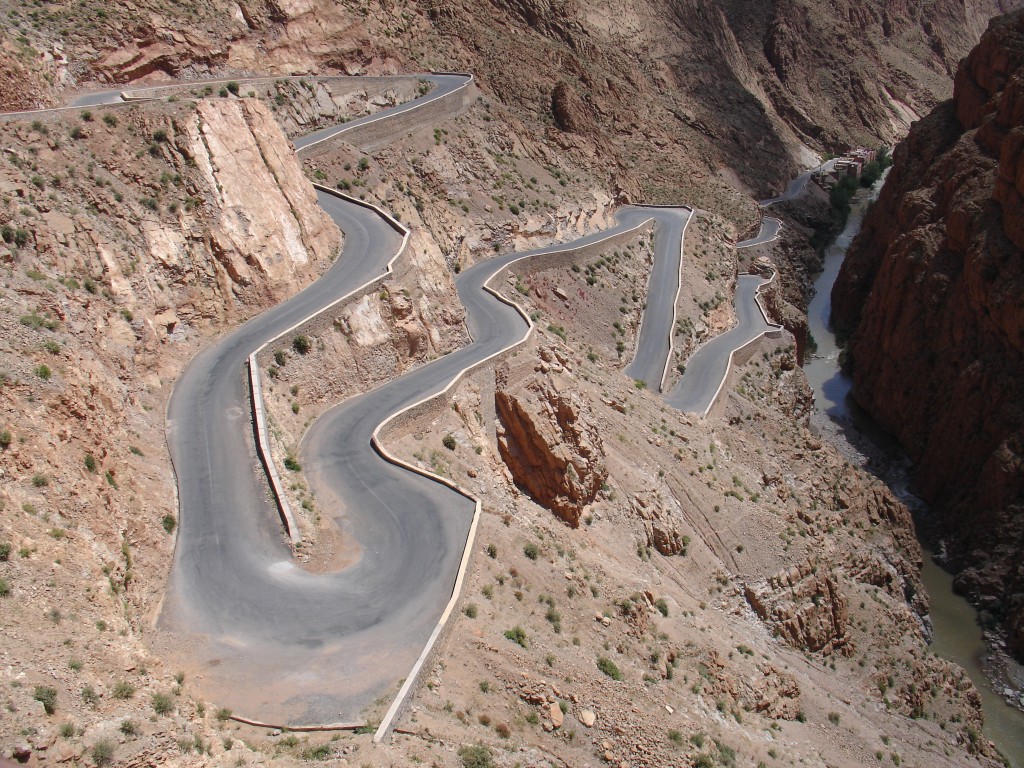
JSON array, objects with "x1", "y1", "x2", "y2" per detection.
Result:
[{"x1": 799, "y1": 180, "x2": 1024, "y2": 767}]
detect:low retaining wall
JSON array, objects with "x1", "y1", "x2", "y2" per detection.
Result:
[
  {"x1": 698, "y1": 272, "x2": 784, "y2": 418},
  {"x1": 506, "y1": 222, "x2": 653, "y2": 278},
  {"x1": 303, "y1": 76, "x2": 475, "y2": 154}
]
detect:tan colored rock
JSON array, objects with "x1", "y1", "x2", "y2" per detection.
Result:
[
  {"x1": 549, "y1": 701, "x2": 563, "y2": 728},
  {"x1": 580, "y1": 709, "x2": 596, "y2": 727},
  {"x1": 185, "y1": 98, "x2": 341, "y2": 295},
  {"x1": 744, "y1": 559, "x2": 850, "y2": 654}
]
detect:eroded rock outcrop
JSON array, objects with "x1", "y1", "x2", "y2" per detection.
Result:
[
  {"x1": 184, "y1": 97, "x2": 341, "y2": 293},
  {"x1": 832, "y1": 9, "x2": 1024, "y2": 657},
  {"x1": 495, "y1": 362, "x2": 607, "y2": 527},
  {"x1": 745, "y1": 560, "x2": 850, "y2": 655},
  {"x1": 632, "y1": 491, "x2": 690, "y2": 556}
]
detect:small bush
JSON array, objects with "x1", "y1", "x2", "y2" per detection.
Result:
[
  {"x1": 292, "y1": 335, "x2": 311, "y2": 355},
  {"x1": 102, "y1": 113, "x2": 117, "y2": 127},
  {"x1": 215, "y1": 707, "x2": 232, "y2": 721},
  {"x1": 112, "y1": 680, "x2": 135, "y2": 699},
  {"x1": 91, "y1": 739, "x2": 115, "y2": 766},
  {"x1": 495, "y1": 722, "x2": 511, "y2": 738},
  {"x1": 161, "y1": 514, "x2": 177, "y2": 534},
  {"x1": 84, "y1": 454, "x2": 97, "y2": 473},
  {"x1": 0, "y1": 431, "x2": 11, "y2": 449},
  {"x1": 457, "y1": 744, "x2": 494, "y2": 768},
  {"x1": 151, "y1": 691, "x2": 174, "y2": 715},
  {"x1": 0, "y1": 543, "x2": 9, "y2": 561},
  {"x1": 81, "y1": 685, "x2": 99, "y2": 707},
  {"x1": 59, "y1": 722, "x2": 76, "y2": 738},
  {"x1": 35, "y1": 364, "x2": 52, "y2": 380},
  {"x1": 828, "y1": 711, "x2": 841, "y2": 725},
  {"x1": 302, "y1": 744, "x2": 331, "y2": 760},
  {"x1": 523, "y1": 543, "x2": 539, "y2": 560},
  {"x1": 464, "y1": 603, "x2": 478, "y2": 619},
  {"x1": 486, "y1": 544, "x2": 497, "y2": 559},
  {"x1": 0, "y1": 577, "x2": 10, "y2": 597},
  {"x1": 226, "y1": 81, "x2": 240, "y2": 95},
  {"x1": 597, "y1": 656, "x2": 622, "y2": 681},
  {"x1": 442, "y1": 434, "x2": 457, "y2": 450},
  {"x1": 655, "y1": 598, "x2": 669, "y2": 617},
  {"x1": 284, "y1": 456, "x2": 302, "y2": 472},
  {"x1": 503, "y1": 625, "x2": 528, "y2": 648},
  {"x1": 119, "y1": 719, "x2": 138, "y2": 736},
  {"x1": 32, "y1": 474, "x2": 48, "y2": 487},
  {"x1": 34, "y1": 685, "x2": 58, "y2": 714}
]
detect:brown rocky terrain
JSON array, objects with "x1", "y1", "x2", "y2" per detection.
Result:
[
  {"x1": 0, "y1": 2, "x2": 1021, "y2": 767},
  {"x1": 832, "y1": 9, "x2": 1024, "y2": 661}
]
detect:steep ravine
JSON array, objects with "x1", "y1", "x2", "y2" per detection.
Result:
[{"x1": 832, "y1": 9, "x2": 1024, "y2": 665}]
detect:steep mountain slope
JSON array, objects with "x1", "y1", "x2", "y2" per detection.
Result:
[
  {"x1": 832, "y1": 9, "x2": 1024, "y2": 659},
  {"x1": 2, "y1": 0, "x2": 1020, "y2": 213}
]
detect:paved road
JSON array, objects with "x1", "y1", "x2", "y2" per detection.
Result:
[
  {"x1": 666, "y1": 274, "x2": 777, "y2": 415},
  {"x1": 160, "y1": 77, "x2": 483, "y2": 725},
  {"x1": 624, "y1": 207, "x2": 692, "y2": 390},
  {"x1": 19, "y1": 73, "x2": 780, "y2": 720},
  {"x1": 736, "y1": 216, "x2": 782, "y2": 248}
]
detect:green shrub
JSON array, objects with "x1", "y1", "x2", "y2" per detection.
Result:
[
  {"x1": 84, "y1": 454, "x2": 97, "y2": 472},
  {"x1": 91, "y1": 739, "x2": 115, "y2": 766},
  {"x1": 34, "y1": 685, "x2": 58, "y2": 714},
  {"x1": 0, "y1": 577, "x2": 10, "y2": 597},
  {"x1": 292, "y1": 335, "x2": 311, "y2": 354},
  {"x1": 35, "y1": 364, "x2": 51, "y2": 380},
  {"x1": 597, "y1": 656, "x2": 622, "y2": 681},
  {"x1": 119, "y1": 719, "x2": 137, "y2": 736},
  {"x1": 284, "y1": 456, "x2": 302, "y2": 472},
  {"x1": 503, "y1": 626, "x2": 528, "y2": 648},
  {"x1": 32, "y1": 474, "x2": 48, "y2": 487},
  {"x1": 151, "y1": 691, "x2": 174, "y2": 715},
  {"x1": 59, "y1": 722, "x2": 76, "y2": 737},
  {"x1": 102, "y1": 113, "x2": 117, "y2": 127},
  {"x1": 215, "y1": 707, "x2": 232, "y2": 721},
  {"x1": 463, "y1": 603, "x2": 477, "y2": 619},
  {"x1": 0, "y1": 431, "x2": 10, "y2": 449},
  {"x1": 161, "y1": 514, "x2": 176, "y2": 534},
  {"x1": 457, "y1": 744, "x2": 494, "y2": 768},
  {"x1": 442, "y1": 434, "x2": 457, "y2": 450},
  {"x1": 226, "y1": 81, "x2": 240, "y2": 96},
  {"x1": 81, "y1": 684, "x2": 99, "y2": 706},
  {"x1": 0, "y1": 543, "x2": 10, "y2": 560},
  {"x1": 112, "y1": 680, "x2": 135, "y2": 699},
  {"x1": 523, "y1": 543, "x2": 539, "y2": 560},
  {"x1": 655, "y1": 598, "x2": 669, "y2": 617},
  {"x1": 302, "y1": 744, "x2": 331, "y2": 760}
]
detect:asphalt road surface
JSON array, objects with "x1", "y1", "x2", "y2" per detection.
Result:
[
  {"x1": 624, "y1": 207, "x2": 692, "y2": 390},
  {"x1": 33, "y1": 74, "x2": 787, "y2": 721},
  {"x1": 736, "y1": 216, "x2": 782, "y2": 248},
  {"x1": 666, "y1": 274, "x2": 776, "y2": 415}
]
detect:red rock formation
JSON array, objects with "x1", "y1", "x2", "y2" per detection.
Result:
[
  {"x1": 832, "y1": 10, "x2": 1024, "y2": 657},
  {"x1": 495, "y1": 364, "x2": 607, "y2": 527}
]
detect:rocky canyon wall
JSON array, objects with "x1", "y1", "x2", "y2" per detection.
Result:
[{"x1": 832, "y1": 9, "x2": 1024, "y2": 657}]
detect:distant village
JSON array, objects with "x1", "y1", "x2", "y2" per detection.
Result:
[{"x1": 814, "y1": 147, "x2": 880, "y2": 187}]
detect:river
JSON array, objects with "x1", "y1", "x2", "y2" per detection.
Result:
[{"x1": 801, "y1": 179, "x2": 1024, "y2": 767}]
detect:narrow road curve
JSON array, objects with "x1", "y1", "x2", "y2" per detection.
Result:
[
  {"x1": 666, "y1": 275, "x2": 777, "y2": 415},
  {"x1": 624, "y1": 207, "x2": 692, "y2": 390},
  {"x1": 14, "y1": 74, "x2": 789, "y2": 726}
]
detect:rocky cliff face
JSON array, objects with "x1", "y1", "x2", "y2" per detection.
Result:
[
  {"x1": 495, "y1": 362, "x2": 608, "y2": 527},
  {"x1": 832, "y1": 9, "x2": 1024, "y2": 657},
  {"x1": 5, "y1": 0, "x2": 1020, "y2": 221}
]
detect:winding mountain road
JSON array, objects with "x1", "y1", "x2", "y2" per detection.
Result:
[{"x1": 10, "y1": 73, "x2": 803, "y2": 729}]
